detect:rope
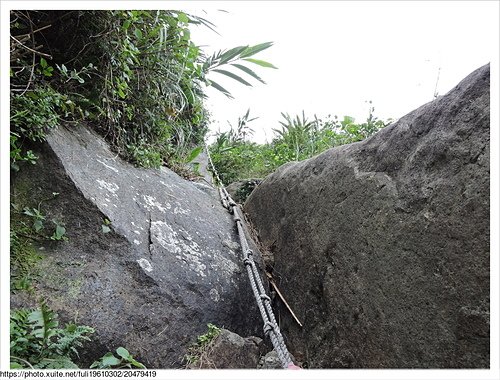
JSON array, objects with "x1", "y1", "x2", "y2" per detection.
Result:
[{"x1": 204, "y1": 143, "x2": 300, "y2": 370}]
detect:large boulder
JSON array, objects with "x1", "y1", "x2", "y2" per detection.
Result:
[
  {"x1": 11, "y1": 123, "x2": 262, "y2": 368},
  {"x1": 245, "y1": 64, "x2": 490, "y2": 368}
]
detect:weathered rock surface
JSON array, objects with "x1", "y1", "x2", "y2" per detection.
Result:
[
  {"x1": 258, "y1": 350, "x2": 282, "y2": 369},
  {"x1": 258, "y1": 350, "x2": 298, "y2": 369},
  {"x1": 188, "y1": 329, "x2": 263, "y2": 369},
  {"x1": 11, "y1": 123, "x2": 262, "y2": 368},
  {"x1": 245, "y1": 64, "x2": 490, "y2": 368}
]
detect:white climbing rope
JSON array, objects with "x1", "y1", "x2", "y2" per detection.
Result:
[{"x1": 205, "y1": 143, "x2": 300, "y2": 370}]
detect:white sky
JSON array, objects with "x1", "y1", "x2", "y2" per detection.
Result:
[{"x1": 186, "y1": 1, "x2": 499, "y2": 143}]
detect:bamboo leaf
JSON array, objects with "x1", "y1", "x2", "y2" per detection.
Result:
[
  {"x1": 185, "y1": 13, "x2": 220, "y2": 35},
  {"x1": 243, "y1": 58, "x2": 278, "y2": 69},
  {"x1": 212, "y1": 69, "x2": 253, "y2": 86},
  {"x1": 220, "y1": 146, "x2": 235, "y2": 153},
  {"x1": 219, "y1": 46, "x2": 248, "y2": 64},
  {"x1": 185, "y1": 146, "x2": 203, "y2": 163},
  {"x1": 240, "y1": 41, "x2": 274, "y2": 58},
  {"x1": 230, "y1": 64, "x2": 266, "y2": 84},
  {"x1": 208, "y1": 79, "x2": 234, "y2": 98}
]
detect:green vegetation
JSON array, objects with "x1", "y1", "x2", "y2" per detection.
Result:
[
  {"x1": 10, "y1": 192, "x2": 67, "y2": 291},
  {"x1": 91, "y1": 347, "x2": 145, "y2": 369},
  {"x1": 209, "y1": 104, "x2": 390, "y2": 184},
  {"x1": 202, "y1": 42, "x2": 277, "y2": 98},
  {"x1": 10, "y1": 230, "x2": 41, "y2": 293},
  {"x1": 184, "y1": 323, "x2": 221, "y2": 367},
  {"x1": 10, "y1": 9, "x2": 275, "y2": 370},
  {"x1": 234, "y1": 179, "x2": 262, "y2": 203},
  {"x1": 101, "y1": 218, "x2": 112, "y2": 234},
  {"x1": 10, "y1": 86, "x2": 77, "y2": 171},
  {"x1": 10, "y1": 300, "x2": 94, "y2": 369},
  {"x1": 11, "y1": 301, "x2": 145, "y2": 369},
  {"x1": 10, "y1": 10, "x2": 275, "y2": 172}
]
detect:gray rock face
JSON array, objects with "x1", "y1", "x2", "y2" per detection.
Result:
[
  {"x1": 11, "y1": 123, "x2": 261, "y2": 368},
  {"x1": 245, "y1": 64, "x2": 490, "y2": 368},
  {"x1": 258, "y1": 350, "x2": 282, "y2": 369},
  {"x1": 258, "y1": 350, "x2": 298, "y2": 369},
  {"x1": 188, "y1": 329, "x2": 263, "y2": 369}
]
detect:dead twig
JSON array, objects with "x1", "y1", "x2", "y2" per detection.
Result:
[
  {"x1": 10, "y1": 35, "x2": 52, "y2": 59},
  {"x1": 13, "y1": 23, "x2": 52, "y2": 39},
  {"x1": 266, "y1": 272, "x2": 303, "y2": 327}
]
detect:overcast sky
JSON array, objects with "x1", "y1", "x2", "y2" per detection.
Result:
[{"x1": 186, "y1": 1, "x2": 499, "y2": 143}]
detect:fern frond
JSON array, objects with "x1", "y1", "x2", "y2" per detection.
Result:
[{"x1": 28, "y1": 300, "x2": 58, "y2": 344}]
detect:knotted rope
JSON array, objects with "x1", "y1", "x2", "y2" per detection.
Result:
[{"x1": 205, "y1": 143, "x2": 300, "y2": 369}]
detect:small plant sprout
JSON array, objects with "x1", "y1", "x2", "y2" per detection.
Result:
[
  {"x1": 90, "y1": 347, "x2": 146, "y2": 369},
  {"x1": 102, "y1": 218, "x2": 112, "y2": 234},
  {"x1": 184, "y1": 323, "x2": 221, "y2": 367},
  {"x1": 23, "y1": 207, "x2": 46, "y2": 233},
  {"x1": 50, "y1": 221, "x2": 67, "y2": 241}
]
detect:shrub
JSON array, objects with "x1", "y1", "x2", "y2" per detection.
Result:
[
  {"x1": 10, "y1": 10, "x2": 275, "y2": 173},
  {"x1": 210, "y1": 105, "x2": 390, "y2": 184},
  {"x1": 10, "y1": 300, "x2": 94, "y2": 369}
]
